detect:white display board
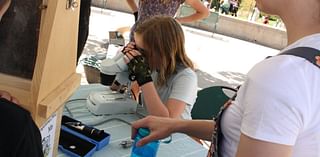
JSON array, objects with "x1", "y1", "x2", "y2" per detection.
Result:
[{"x1": 40, "y1": 113, "x2": 57, "y2": 157}]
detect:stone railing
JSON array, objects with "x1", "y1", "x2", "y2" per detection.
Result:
[{"x1": 90, "y1": 0, "x2": 287, "y2": 49}]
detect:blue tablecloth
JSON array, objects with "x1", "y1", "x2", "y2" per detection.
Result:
[{"x1": 58, "y1": 84, "x2": 208, "y2": 157}]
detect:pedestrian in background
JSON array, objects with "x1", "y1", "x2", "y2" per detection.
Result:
[{"x1": 126, "y1": 0, "x2": 209, "y2": 41}]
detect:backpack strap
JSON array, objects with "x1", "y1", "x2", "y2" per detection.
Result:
[{"x1": 279, "y1": 47, "x2": 320, "y2": 69}]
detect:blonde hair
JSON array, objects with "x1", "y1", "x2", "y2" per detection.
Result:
[{"x1": 134, "y1": 16, "x2": 194, "y2": 87}]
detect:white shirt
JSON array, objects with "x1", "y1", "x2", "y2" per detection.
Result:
[{"x1": 221, "y1": 33, "x2": 320, "y2": 157}]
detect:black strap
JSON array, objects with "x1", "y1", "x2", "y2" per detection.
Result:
[{"x1": 279, "y1": 47, "x2": 320, "y2": 69}]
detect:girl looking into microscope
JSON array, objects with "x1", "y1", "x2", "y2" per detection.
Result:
[{"x1": 122, "y1": 16, "x2": 197, "y2": 119}]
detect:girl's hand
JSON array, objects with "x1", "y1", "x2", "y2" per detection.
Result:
[
  {"x1": 131, "y1": 116, "x2": 177, "y2": 147},
  {"x1": 122, "y1": 42, "x2": 136, "y2": 53},
  {"x1": 122, "y1": 42, "x2": 142, "y2": 64}
]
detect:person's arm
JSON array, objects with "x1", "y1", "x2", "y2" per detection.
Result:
[
  {"x1": 177, "y1": 119, "x2": 214, "y2": 140},
  {"x1": 166, "y1": 98, "x2": 187, "y2": 118},
  {"x1": 123, "y1": 44, "x2": 169, "y2": 117},
  {"x1": 127, "y1": 0, "x2": 138, "y2": 21},
  {"x1": 141, "y1": 72, "x2": 197, "y2": 118},
  {"x1": 123, "y1": 44, "x2": 190, "y2": 118},
  {"x1": 140, "y1": 83, "x2": 189, "y2": 118},
  {"x1": 176, "y1": 0, "x2": 210, "y2": 23},
  {"x1": 127, "y1": 0, "x2": 138, "y2": 13},
  {"x1": 236, "y1": 133, "x2": 293, "y2": 157},
  {"x1": 140, "y1": 82, "x2": 170, "y2": 117},
  {"x1": 234, "y1": 61, "x2": 302, "y2": 157},
  {"x1": 131, "y1": 116, "x2": 214, "y2": 146}
]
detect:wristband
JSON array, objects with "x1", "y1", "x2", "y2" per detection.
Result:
[
  {"x1": 136, "y1": 75, "x2": 152, "y2": 86},
  {"x1": 127, "y1": 56, "x2": 152, "y2": 86}
]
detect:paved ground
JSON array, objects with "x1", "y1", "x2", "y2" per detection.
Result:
[{"x1": 77, "y1": 7, "x2": 280, "y2": 89}]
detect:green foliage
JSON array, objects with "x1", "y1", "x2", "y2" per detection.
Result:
[
  {"x1": 238, "y1": 0, "x2": 255, "y2": 16},
  {"x1": 209, "y1": 0, "x2": 282, "y2": 25},
  {"x1": 80, "y1": 56, "x2": 101, "y2": 70},
  {"x1": 260, "y1": 12, "x2": 279, "y2": 21},
  {"x1": 237, "y1": 0, "x2": 281, "y2": 23}
]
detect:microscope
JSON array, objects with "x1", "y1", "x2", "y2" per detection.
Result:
[{"x1": 86, "y1": 48, "x2": 138, "y2": 115}]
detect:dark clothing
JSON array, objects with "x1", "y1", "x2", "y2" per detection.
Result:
[
  {"x1": 0, "y1": 98, "x2": 43, "y2": 157},
  {"x1": 77, "y1": 0, "x2": 92, "y2": 63}
]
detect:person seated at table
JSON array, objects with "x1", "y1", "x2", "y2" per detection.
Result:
[
  {"x1": 131, "y1": 0, "x2": 320, "y2": 156},
  {"x1": 122, "y1": 16, "x2": 198, "y2": 119},
  {"x1": 108, "y1": 0, "x2": 208, "y2": 94},
  {"x1": 0, "y1": 0, "x2": 44, "y2": 156},
  {"x1": 106, "y1": 0, "x2": 208, "y2": 92}
]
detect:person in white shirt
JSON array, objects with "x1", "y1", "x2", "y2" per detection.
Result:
[{"x1": 131, "y1": 0, "x2": 320, "y2": 156}]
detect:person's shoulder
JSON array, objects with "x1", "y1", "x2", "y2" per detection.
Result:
[
  {"x1": 0, "y1": 98, "x2": 33, "y2": 147},
  {"x1": 0, "y1": 98, "x2": 31, "y2": 125},
  {"x1": 250, "y1": 54, "x2": 311, "y2": 75},
  {"x1": 171, "y1": 67, "x2": 197, "y2": 84},
  {"x1": 247, "y1": 54, "x2": 318, "y2": 93},
  {"x1": 0, "y1": 99, "x2": 43, "y2": 157},
  {"x1": 176, "y1": 67, "x2": 197, "y2": 77}
]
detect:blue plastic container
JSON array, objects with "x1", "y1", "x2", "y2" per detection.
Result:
[{"x1": 131, "y1": 128, "x2": 160, "y2": 157}]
